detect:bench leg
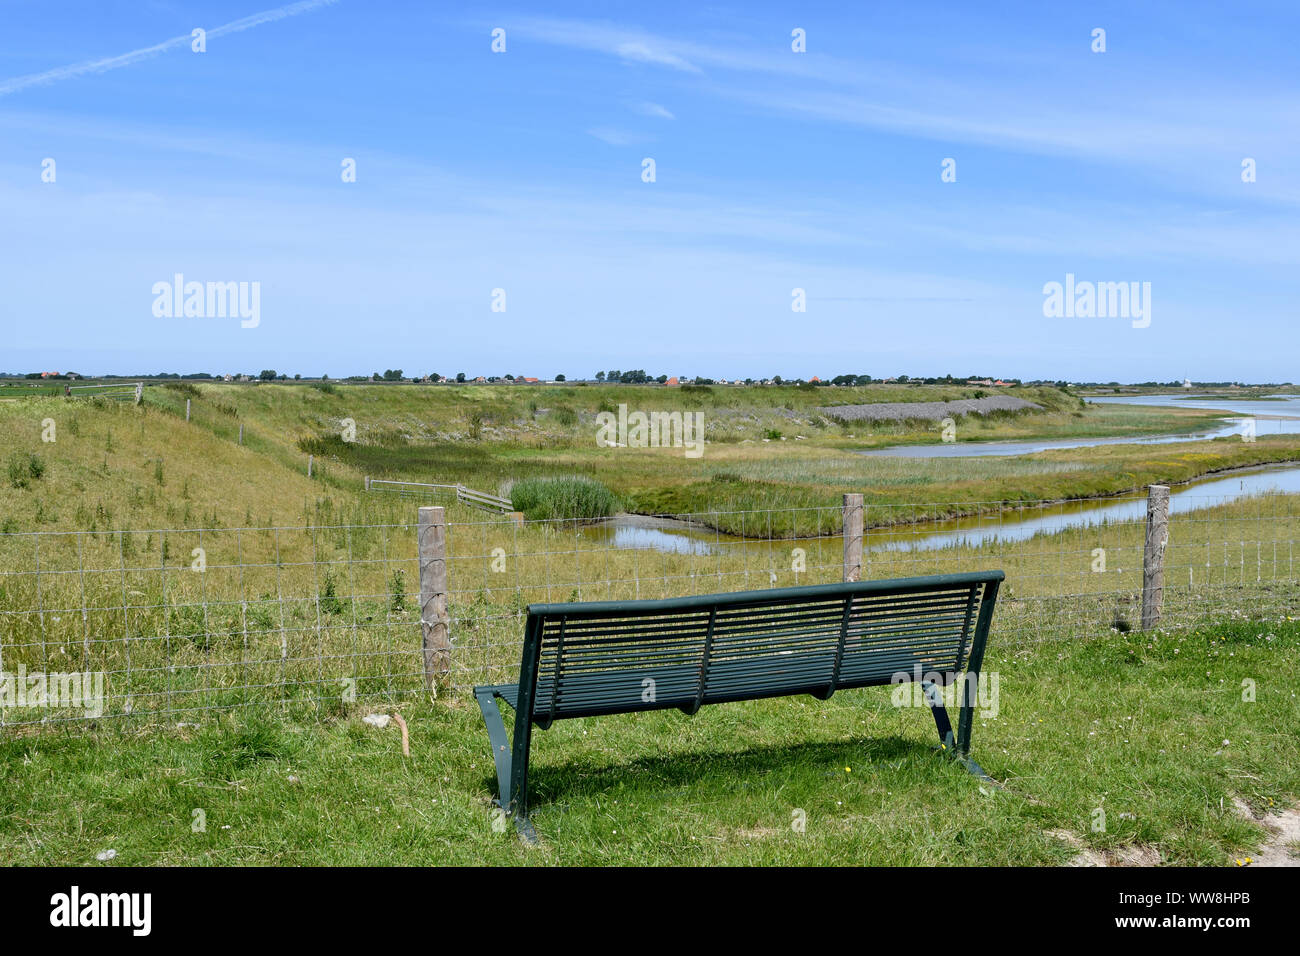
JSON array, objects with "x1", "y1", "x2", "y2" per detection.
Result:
[
  {"x1": 920, "y1": 680, "x2": 957, "y2": 751},
  {"x1": 955, "y1": 679, "x2": 998, "y2": 786},
  {"x1": 921, "y1": 680, "x2": 994, "y2": 785},
  {"x1": 475, "y1": 689, "x2": 514, "y2": 809},
  {"x1": 474, "y1": 689, "x2": 538, "y2": 843}
]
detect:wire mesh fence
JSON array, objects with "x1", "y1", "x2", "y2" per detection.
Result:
[
  {"x1": 0, "y1": 521, "x2": 422, "y2": 726},
  {"x1": 443, "y1": 491, "x2": 1300, "y2": 692},
  {"x1": 2, "y1": 488, "x2": 1298, "y2": 727}
]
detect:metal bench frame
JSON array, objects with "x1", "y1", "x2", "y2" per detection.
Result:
[{"x1": 476, "y1": 570, "x2": 1003, "y2": 841}]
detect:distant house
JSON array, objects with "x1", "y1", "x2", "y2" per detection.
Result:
[
  {"x1": 522, "y1": 377, "x2": 539, "y2": 384},
  {"x1": 223, "y1": 374, "x2": 233, "y2": 382},
  {"x1": 809, "y1": 376, "x2": 820, "y2": 383},
  {"x1": 1183, "y1": 378, "x2": 1193, "y2": 389},
  {"x1": 665, "y1": 376, "x2": 679, "y2": 386},
  {"x1": 473, "y1": 376, "x2": 486, "y2": 383}
]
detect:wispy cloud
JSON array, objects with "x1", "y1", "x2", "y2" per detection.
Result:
[
  {"x1": 509, "y1": 19, "x2": 716, "y2": 74},
  {"x1": 612, "y1": 41, "x2": 699, "y2": 73},
  {"x1": 510, "y1": 15, "x2": 1300, "y2": 206},
  {"x1": 636, "y1": 101, "x2": 675, "y2": 120},
  {"x1": 508, "y1": 17, "x2": 850, "y2": 80},
  {"x1": 0, "y1": 0, "x2": 340, "y2": 97}
]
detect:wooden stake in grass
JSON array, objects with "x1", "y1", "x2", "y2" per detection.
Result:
[
  {"x1": 1142, "y1": 484, "x2": 1170, "y2": 629},
  {"x1": 418, "y1": 505, "x2": 451, "y2": 689},
  {"x1": 307, "y1": 455, "x2": 313, "y2": 478},
  {"x1": 391, "y1": 713, "x2": 410, "y2": 757},
  {"x1": 843, "y1": 493, "x2": 864, "y2": 582}
]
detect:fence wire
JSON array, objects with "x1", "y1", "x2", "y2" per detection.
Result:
[
  {"x1": 443, "y1": 492, "x2": 1300, "y2": 690},
  {"x1": 2, "y1": 489, "x2": 1297, "y2": 726},
  {"x1": 0, "y1": 522, "x2": 421, "y2": 726}
]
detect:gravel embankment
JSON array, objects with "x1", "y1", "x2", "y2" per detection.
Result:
[{"x1": 816, "y1": 395, "x2": 1041, "y2": 422}]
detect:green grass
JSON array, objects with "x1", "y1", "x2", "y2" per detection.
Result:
[
  {"x1": 2, "y1": 381, "x2": 1299, "y2": 865},
  {"x1": 0, "y1": 382, "x2": 67, "y2": 397},
  {"x1": 5, "y1": 382, "x2": 1295, "y2": 539},
  {"x1": 2, "y1": 614, "x2": 1295, "y2": 865},
  {"x1": 2, "y1": 486, "x2": 1295, "y2": 727}
]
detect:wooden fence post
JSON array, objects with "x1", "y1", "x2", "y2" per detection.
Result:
[
  {"x1": 185, "y1": 398, "x2": 191, "y2": 422},
  {"x1": 238, "y1": 423, "x2": 244, "y2": 445},
  {"x1": 843, "y1": 493, "x2": 863, "y2": 583},
  {"x1": 418, "y1": 505, "x2": 452, "y2": 689},
  {"x1": 134, "y1": 382, "x2": 143, "y2": 405},
  {"x1": 1141, "y1": 484, "x2": 1170, "y2": 629},
  {"x1": 307, "y1": 455, "x2": 313, "y2": 478}
]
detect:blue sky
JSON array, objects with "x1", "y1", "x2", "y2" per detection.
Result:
[{"x1": 1, "y1": 0, "x2": 1296, "y2": 381}]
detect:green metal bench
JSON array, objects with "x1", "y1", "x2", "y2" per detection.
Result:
[{"x1": 475, "y1": 569, "x2": 1003, "y2": 839}]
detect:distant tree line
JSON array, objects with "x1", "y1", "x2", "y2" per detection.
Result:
[
  {"x1": 595, "y1": 370, "x2": 668, "y2": 384},
  {"x1": 9, "y1": 370, "x2": 1276, "y2": 390}
]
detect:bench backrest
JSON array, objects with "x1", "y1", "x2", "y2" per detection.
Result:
[{"x1": 518, "y1": 571, "x2": 1003, "y2": 728}]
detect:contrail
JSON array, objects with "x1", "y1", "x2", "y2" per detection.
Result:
[{"x1": 0, "y1": 0, "x2": 340, "y2": 97}]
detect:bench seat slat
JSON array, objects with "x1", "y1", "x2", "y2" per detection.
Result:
[
  {"x1": 530, "y1": 652, "x2": 965, "y2": 714},
  {"x1": 524, "y1": 652, "x2": 962, "y2": 717},
  {"x1": 527, "y1": 583, "x2": 990, "y2": 721},
  {"x1": 551, "y1": 604, "x2": 974, "y2": 648}
]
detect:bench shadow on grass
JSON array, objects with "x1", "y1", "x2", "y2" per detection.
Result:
[{"x1": 489, "y1": 734, "x2": 962, "y2": 816}]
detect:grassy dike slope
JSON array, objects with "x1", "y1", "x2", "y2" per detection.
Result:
[
  {"x1": 0, "y1": 394, "x2": 325, "y2": 532},
  {"x1": 3, "y1": 381, "x2": 1299, "y2": 536}
]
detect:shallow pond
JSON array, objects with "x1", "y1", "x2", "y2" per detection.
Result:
[
  {"x1": 586, "y1": 463, "x2": 1300, "y2": 555},
  {"x1": 857, "y1": 394, "x2": 1300, "y2": 458}
]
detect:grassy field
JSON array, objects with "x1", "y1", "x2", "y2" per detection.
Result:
[
  {"x1": 2, "y1": 381, "x2": 1296, "y2": 537},
  {"x1": 2, "y1": 381, "x2": 1298, "y2": 865},
  {"x1": 2, "y1": 613, "x2": 1295, "y2": 865},
  {"x1": 1, "y1": 468, "x2": 1296, "y2": 720}
]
